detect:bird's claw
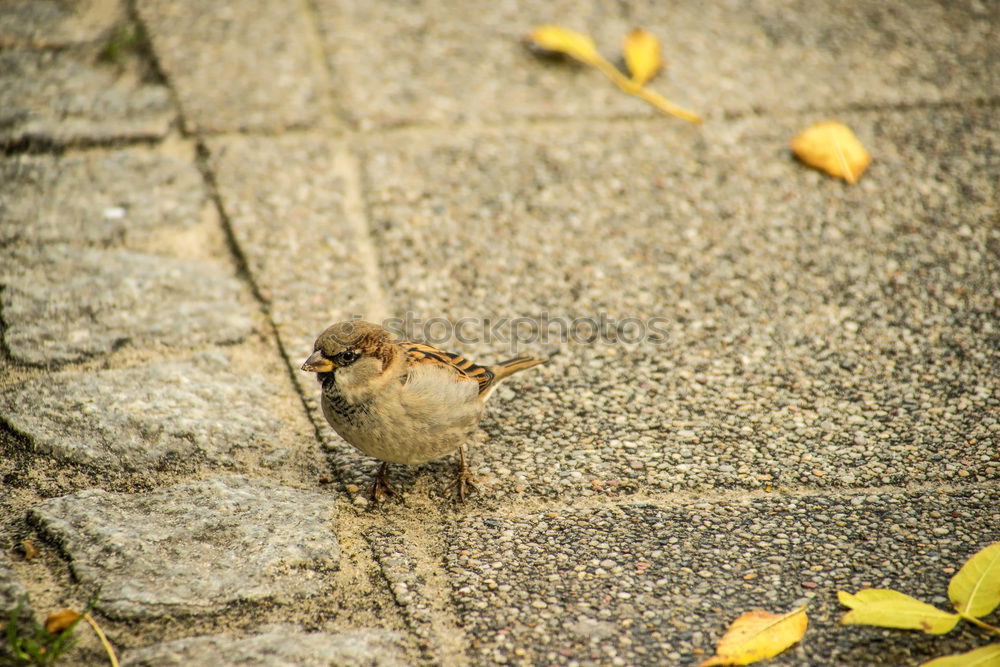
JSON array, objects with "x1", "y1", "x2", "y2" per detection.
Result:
[{"x1": 369, "y1": 462, "x2": 395, "y2": 503}]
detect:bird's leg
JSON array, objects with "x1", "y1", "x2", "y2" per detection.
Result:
[
  {"x1": 447, "y1": 444, "x2": 478, "y2": 502},
  {"x1": 369, "y1": 461, "x2": 395, "y2": 502}
]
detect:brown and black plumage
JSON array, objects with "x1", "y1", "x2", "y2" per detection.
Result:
[{"x1": 301, "y1": 321, "x2": 545, "y2": 501}]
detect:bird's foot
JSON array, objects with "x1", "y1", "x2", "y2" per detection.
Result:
[
  {"x1": 446, "y1": 463, "x2": 478, "y2": 502},
  {"x1": 369, "y1": 462, "x2": 395, "y2": 503}
]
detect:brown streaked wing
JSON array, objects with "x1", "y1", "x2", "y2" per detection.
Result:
[{"x1": 402, "y1": 342, "x2": 496, "y2": 395}]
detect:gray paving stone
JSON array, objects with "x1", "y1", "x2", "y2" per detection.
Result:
[
  {"x1": 312, "y1": 0, "x2": 997, "y2": 128},
  {"x1": 1, "y1": 245, "x2": 254, "y2": 365},
  {"x1": 0, "y1": 150, "x2": 204, "y2": 246},
  {"x1": 0, "y1": 49, "x2": 173, "y2": 146},
  {"x1": 354, "y1": 107, "x2": 999, "y2": 499},
  {"x1": 0, "y1": 0, "x2": 124, "y2": 48},
  {"x1": 137, "y1": 0, "x2": 327, "y2": 133},
  {"x1": 447, "y1": 489, "x2": 999, "y2": 665},
  {"x1": 29, "y1": 476, "x2": 339, "y2": 619},
  {"x1": 1, "y1": 352, "x2": 292, "y2": 474},
  {"x1": 122, "y1": 626, "x2": 407, "y2": 666}
]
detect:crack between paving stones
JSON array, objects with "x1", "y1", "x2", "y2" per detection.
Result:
[
  {"x1": 361, "y1": 506, "x2": 473, "y2": 667},
  {"x1": 155, "y1": 95, "x2": 1000, "y2": 146},
  {"x1": 187, "y1": 138, "x2": 331, "y2": 454},
  {"x1": 138, "y1": 0, "x2": 334, "y2": 452},
  {"x1": 464, "y1": 479, "x2": 1000, "y2": 520},
  {"x1": 0, "y1": 135, "x2": 169, "y2": 156},
  {"x1": 135, "y1": 0, "x2": 328, "y2": 445}
]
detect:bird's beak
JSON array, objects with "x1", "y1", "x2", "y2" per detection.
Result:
[{"x1": 301, "y1": 350, "x2": 335, "y2": 373}]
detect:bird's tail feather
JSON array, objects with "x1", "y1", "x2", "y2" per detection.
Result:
[{"x1": 489, "y1": 356, "x2": 547, "y2": 383}]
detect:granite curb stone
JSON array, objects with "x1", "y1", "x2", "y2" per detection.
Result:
[
  {"x1": 0, "y1": 0, "x2": 125, "y2": 48},
  {"x1": 122, "y1": 626, "x2": 408, "y2": 666},
  {"x1": 0, "y1": 149, "x2": 204, "y2": 247},
  {"x1": 28, "y1": 475, "x2": 340, "y2": 619},
  {"x1": 1, "y1": 244, "x2": 254, "y2": 365},
  {"x1": 0, "y1": 49, "x2": 173, "y2": 146},
  {"x1": 1, "y1": 351, "x2": 292, "y2": 474},
  {"x1": 137, "y1": 0, "x2": 328, "y2": 133}
]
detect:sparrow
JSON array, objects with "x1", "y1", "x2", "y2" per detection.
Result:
[{"x1": 301, "y1": 320, "x2": 546, "y2": 501}]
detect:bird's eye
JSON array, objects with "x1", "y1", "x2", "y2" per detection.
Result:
[{"x1": 334, "y1": 350, "x2": 359, "y2": 366}]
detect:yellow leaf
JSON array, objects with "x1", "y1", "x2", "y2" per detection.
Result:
[
  {"x1": 527, "y1": 25, "x2": 601, "y2": 65},
  {"x1": 623, "y1": 28, "x2": 663, "y2": 85},
  {"x1": 527, "y1": 24, "x2": 701, "y2": 124},
  {"x1": 790, "y1": 121, "x2": 872, "y2": 184},
  {"x1": 921, "y1": 643, "x2": 1000, "y2": 667},
  {"x1": 45, "y1": 609, "x2": 82, "y2": 635},
  {"x1": 948, "y1": 542, "x2": 1000, "y2": 618},
  {"x1": 700, "y1": 606, "x2": 808, "y2": 666},
  {"x1": 838, "y1": 589, "x2": 960, "y2": 634}
]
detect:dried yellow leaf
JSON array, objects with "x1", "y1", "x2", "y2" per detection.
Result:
[
  {"x1": 45, "y1": 609, "x2": 82, "y2": 635},
  {"x1": 527, "y1": 25, "x2": 600, "y2": 65},
  {"x1": 948, "y1": 541, "x2": 1000, "y2": 618},
  {"x1": 527, "y1": 24, "x2": 701, "y2": 124},
  {"x1": 838, "y1": 589, "x2": 960, "y2": 634},
  {"x1": 700, "y1": 606, "x2": 808, "y2": 666},
  {"x1": 623, "y1": 28, "x2": 663, "y2": 85},
  {"x1": 21, "y1": 538, "x2": 39, "y2": 560},
  {"x1": 790, "y1": 121, "x2": 872, "y2": 184}
]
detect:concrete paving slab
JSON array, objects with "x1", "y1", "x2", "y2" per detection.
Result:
[
  {"x1": 595, "y1": 0, "x2": 999, "y2": 117},
  {"x1": 311, "y1": 0, "x2": 634, "y2": 129},
  {"x1": 445, "y1": 488, "x2": 999, "y2": 665},
  {"x1": 312, "y1": 0, "x2": 997, "y2": 128},
  {"x1": 0, "y1": 49, "x2": 173, "y2": 147},
  {"x1": 1, "y1": 352, "x2": 298, "y2": 475},
  {"x1": 352, "y1": 107, "x2": 998, "y2": 500},
  {"x1": 137, "y1": 0, "x2": 329, "y2": 133},
  {"x1": 0, "y1": 149, "x2": 204, "y2": 246},
  {"x1": 1, "y1": 245, "x2": 254, "y2": 365},
  {"x1": 122, "y1": 626, "x2": 408, "y2": 666},
  {"x1": 0, "y1": 0, "x2": 124, "y2": 48},
  {"x1": 28, "y1": 476, "x2": 339, "y2": 619}
]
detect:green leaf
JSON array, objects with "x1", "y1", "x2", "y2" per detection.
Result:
[
  {"x1": 921, "y1": 643, "x2": 1000, "y2": 667},
  {"x1": 949, "y1": 542, "x2": 1000, "y2": 618},
  {"x1": 838, "y1": 589, "x2": 960, "y2": 634}
]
